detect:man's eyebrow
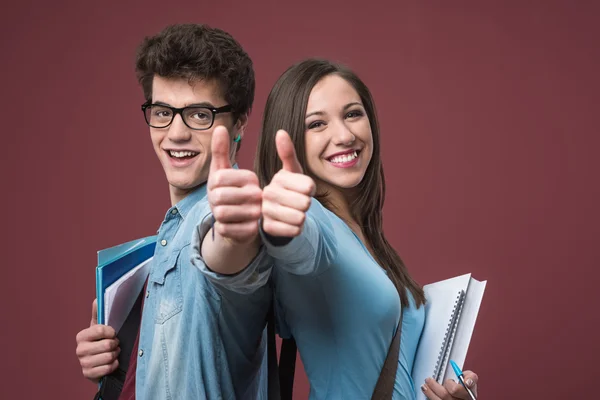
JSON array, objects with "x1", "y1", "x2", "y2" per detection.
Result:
[{"x1": 151, "y1": 101, "x2": 217, "y2": 108}]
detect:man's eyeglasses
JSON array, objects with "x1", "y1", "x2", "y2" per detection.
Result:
[{"x1": 141, "y1": 103, "x2": 233, "y2": 130}]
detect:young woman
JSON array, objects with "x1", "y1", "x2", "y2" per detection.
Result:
[{"x1": 255, "y1": 59, "x2": 480, "y2": 399}]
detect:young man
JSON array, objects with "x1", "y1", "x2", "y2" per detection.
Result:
[{"x1": 75, "y1": 24, "x2": 271, "y2": 399}]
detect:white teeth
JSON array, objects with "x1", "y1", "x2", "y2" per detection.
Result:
[
  {"x1": 169, "y1": 150, "x2": 198, "y2": 158},
  {"x1": 330, "y1": 151, "x2": 358, "y2": 164}
]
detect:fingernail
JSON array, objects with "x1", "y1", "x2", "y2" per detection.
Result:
[
  {"x1": 466, "y1": 378, "x2": 474, "y2": 387},
  {"x1": 421, "y1": 384, "x2": 427, "y2": 392}
]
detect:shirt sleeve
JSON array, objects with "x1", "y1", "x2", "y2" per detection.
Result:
[
  {"x1": 190, "y1": 211, "x2": 273, "y2": 295},
  {"x1": 260, "y1": 198, "x2": 338, "y2": 276}
]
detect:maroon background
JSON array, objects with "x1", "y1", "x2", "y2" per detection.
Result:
[{"x1": 1, "y1": 1, "x2": 598, "y2": 399}]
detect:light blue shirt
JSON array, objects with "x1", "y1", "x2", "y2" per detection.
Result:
[
  {"x1": 263, "y1": 198, "x2": 426, "y2": 400},
  {"x1": 134, "y1": 185, "x2": 272, "y2": 399}
]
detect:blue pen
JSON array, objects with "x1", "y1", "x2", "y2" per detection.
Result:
[{"x1": 450, "y1": 360, "x2": 476, "y2": 400}]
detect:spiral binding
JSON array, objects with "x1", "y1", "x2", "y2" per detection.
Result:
[{"x1": 432, "y1": 290, "x2": 466, "y2": 382}]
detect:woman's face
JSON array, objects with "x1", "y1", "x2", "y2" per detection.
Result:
[{"x1": 304, "y1": 74, "x2": 373, "y2": 192}]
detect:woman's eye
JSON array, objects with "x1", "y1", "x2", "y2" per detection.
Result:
[
  {"x1": 308, "y1": 121, "x2": 325, "y2": 129},
  {"x1": 346, "y1": 110, "x2": 364, "y2": 119}
]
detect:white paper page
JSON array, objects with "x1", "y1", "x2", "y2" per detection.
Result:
[
  {"x1": 104, "y1": 257, "x2": 152, "y2": 333},
  {"x1": 413, "y1": 274, "x2": 471, "y2": 400},
  {"x1": 442, "y1": 277, "x2": 487, "y2": 381}
]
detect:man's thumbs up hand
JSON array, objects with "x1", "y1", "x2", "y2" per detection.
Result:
[{"x1": 207, "y1": 126, "x2": 262, "y2": 244}]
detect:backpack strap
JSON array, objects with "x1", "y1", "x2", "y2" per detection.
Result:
[
  {"x1": 267, "y1": 304, "x2": 281, "y2": 400},
  {"x1": 278, "y1": 337, "x2": 297, "y2": 400},
  {"x1": 371, "y1": 308, "x2": 404, "y2": 400},
  {"x1": 267, "y1": 296, "x2": 297, "y2": 400}
]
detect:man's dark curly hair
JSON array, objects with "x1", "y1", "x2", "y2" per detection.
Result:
[{"x1": 135, "y1": 24, "x2": 255, "y2": 122}]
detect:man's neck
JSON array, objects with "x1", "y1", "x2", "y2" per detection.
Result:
[{"x1": 169, "y1": 183, "x2": 203, "y2": 206}]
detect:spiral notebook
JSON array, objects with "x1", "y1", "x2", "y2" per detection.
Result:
[{"x1": 412, "y1": 273, "x2": 486, "y2": 399}]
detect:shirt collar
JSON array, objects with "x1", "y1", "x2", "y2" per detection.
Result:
[{"x1": 171, "y1": 184, "x2": 208, "y2": 221}]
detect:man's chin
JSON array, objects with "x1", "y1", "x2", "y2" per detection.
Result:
[
  {"x1": 165, "y1": 168, "x2": 207, "y2": 185},
  {"x1": 167, "y1": 174, "x2": 208, "y2": 191},
  {"x1": 169, "y1": 180, "x2": 206, "y2": 191}
]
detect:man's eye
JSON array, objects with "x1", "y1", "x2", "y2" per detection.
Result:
[{"x1": 192, "y1": 112, "x2": 210, "y2": 120}]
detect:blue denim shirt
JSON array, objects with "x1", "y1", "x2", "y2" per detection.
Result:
[{"x1": 134, "y1": 185, "x2": 273, "y2": 400}]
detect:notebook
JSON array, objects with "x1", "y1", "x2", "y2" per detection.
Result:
[
  {"x1": 103, "y1": 257, "x2": 152, "y2": 331},
  {"x1": 96, "y1": 235, "x2": 156, "y2": 329},
  {"x1": 412, "y1": 273, "x2": 486, "y2": 399}
]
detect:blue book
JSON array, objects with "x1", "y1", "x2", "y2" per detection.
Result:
[{"x1": 96, "y1": 236, "x2": 157, "y2": 325}]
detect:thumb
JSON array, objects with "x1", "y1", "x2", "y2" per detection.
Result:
[
  {"x1": 276, "y1": 130, "x2": 302, "y2": 174},
  {"x1": 210, "y1": 126, "x2": 233, "y2": 174},
  {"x1": 91, "y1": 298, "x2": 98, "y2": 326}
]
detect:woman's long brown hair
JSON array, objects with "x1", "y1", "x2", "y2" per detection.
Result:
[{"x1": 254, "y1": 59, "x2": 425, "y2": 308}]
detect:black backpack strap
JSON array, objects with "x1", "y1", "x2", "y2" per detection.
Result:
[
  {"x1": 267, "y1": 303, "x2": 281, "y2": 400},
  {"x1": 94, "y1": 369, "x2": 127, "y2": 400},
  {"x1": 278, "y1": 337, "x2": 297, "y2": 400},
  {"x1": 266, "y1": 289, "x2": 296, "y2": 400}
]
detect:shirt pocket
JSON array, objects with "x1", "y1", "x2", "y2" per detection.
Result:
[{"x1": 154, "y1": 252, "x2": 184, "y2": 325}]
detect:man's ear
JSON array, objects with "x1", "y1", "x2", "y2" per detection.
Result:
[{"x1": 233, "y1": 113, "x2": 249, "y2": 152}]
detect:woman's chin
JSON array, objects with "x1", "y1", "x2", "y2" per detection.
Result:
[{"x1": 320, "y1": 175, "x2": 365, "y2": 190}]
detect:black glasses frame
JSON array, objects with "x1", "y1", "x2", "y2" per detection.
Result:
[{"x1": 141, "y1": 102, "x2": 233, "y2": 130}]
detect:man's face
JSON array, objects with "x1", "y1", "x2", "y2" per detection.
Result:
[{"x1": 148, "y1": 76, "x2": 246, "y2": 204}]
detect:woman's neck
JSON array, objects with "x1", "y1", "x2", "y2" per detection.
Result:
[
  {"x1": 316, "y1": 182, "x2": 354, "y2": 223},
  {"x1": 316, "y1": 182, "x2": 370, "y2": 243},
  {"x1": 315, "y1": 181, "x2": 379, "y2": 260}
]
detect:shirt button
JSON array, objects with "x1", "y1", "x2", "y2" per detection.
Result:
[
  {"x1": 139, "y1": 349, "x2": 144, "y2": 357},
  {"x1": 146, "y1": 290, "x2": 150, "y2": 298},
  {"x1": 160, "y1": 239, "x2": 167, "y2": 246},
  {"x1": 171, "y1": 209, "x2": 178, "y2": 215}
]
